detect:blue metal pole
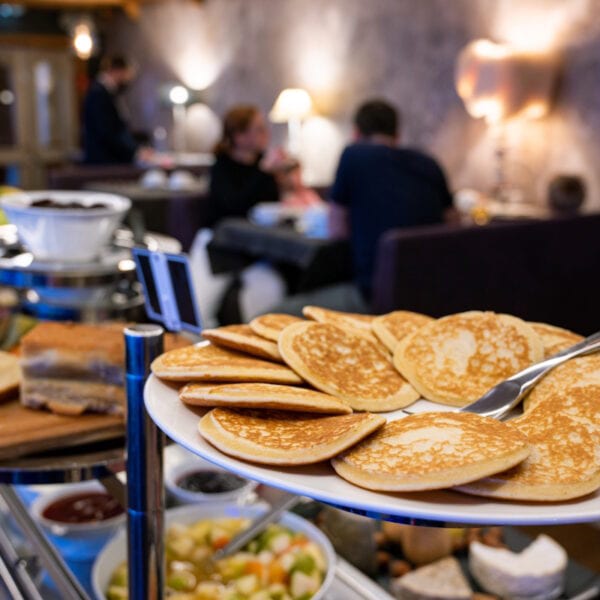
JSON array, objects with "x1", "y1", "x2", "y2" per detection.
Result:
[{"x1": 125, "y1": 324, "x2": 165, "y2": 600}]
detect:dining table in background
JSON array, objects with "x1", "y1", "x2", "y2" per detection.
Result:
[
  {"x1": 207, "y1": 217, "x2": 353, "y2": 293},
  {"x1": 84, "y1": 179, "x2": 211, "y2": 251}
]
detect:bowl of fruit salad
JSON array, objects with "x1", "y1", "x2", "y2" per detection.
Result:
[{"x1": 92, "y1": 502, "x2": 335, "y2": 600}]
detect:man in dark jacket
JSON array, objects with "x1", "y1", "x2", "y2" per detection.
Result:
[
  {"x1": 330, "y1": 99, "x2": 454, "y2": 301},
  {"x1": 82, "y1": 56, "x2": 144, "y2": 164}
]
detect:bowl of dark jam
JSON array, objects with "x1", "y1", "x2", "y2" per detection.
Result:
[
  {"x1": 31, "y1": 482, "x2": 125, "y2": 539},
  {"x1": 165, "y1": 459, "x2": 257, "y2": 505}
]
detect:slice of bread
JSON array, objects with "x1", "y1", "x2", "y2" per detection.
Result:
[{"x1": 0, "y1": 351, "x2": 20, "y2": 403}]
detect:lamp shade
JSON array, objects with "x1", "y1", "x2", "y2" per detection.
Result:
[
  {"x1": 455, "y1": 39, "x2": 557, "y2": 123},
  {"x1": 269, "y1": 88, "x2": 313, "y2": 122}
]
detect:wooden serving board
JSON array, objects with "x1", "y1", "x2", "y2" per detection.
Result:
[{"x1": 0, "y1": 397, "x2": 125, "y2": 461}]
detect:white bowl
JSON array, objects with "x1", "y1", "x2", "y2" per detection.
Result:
[
  {"x1": 30, "y1": 481, "x2": 125, "y2": 549},
  {"x1": 92, "y1": 502, "x2": 336, "y2": 600},
  {"x1": 1, "y1": 191, "x2": 131, "y2": 262},
  {"x1": 165, "y1": 456, "x2": 257, "y2": 505},
  {"x1": 140, "y1": 168, "x2": 168, "y2": 189}
]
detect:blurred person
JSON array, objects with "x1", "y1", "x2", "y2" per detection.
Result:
[
  {"x1": 208, "y1": 105, "x2": 280, "y2": 226},
  {"x1": 266, "y1": 99, "x2": 453, "y2": 317},
  {"x1": 82, "y1": 55, "x2": 153, "y2": 165},
  {"x1": 271, "y1": 158, "x2": 324, "y2": 209},
  {"x1": 329, "y1": 98, "x2": 454, "y2": 302}
]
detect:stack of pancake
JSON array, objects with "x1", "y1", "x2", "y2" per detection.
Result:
[{"x1": 151, "y1": 307, "x2": 600, "y2": 503}]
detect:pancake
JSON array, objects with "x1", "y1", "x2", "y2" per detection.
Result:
[
  {"x1": 249, "y1": 313, "x2": 304, "y2": 342},
  {"x1": 202, "y1": 324, "x2": 282, "y2": 362},
  {"x1": 180, "y1": 382, "x2": 351, "y2": 414},
  {"x1": 198, "y1": 408, "x2": 386, "y2": 465},
  {"x1": 372, "y1": 310, "x2": 434, "y2": 353},
  {"x1": 393, "y1": 311, "x2": 543, "y2": 407},
  {"x1": 524, "y1": 353, "x2": 600, "y2": 411},
  {"x1": 457, "y1": 392, "x2": 600, "y2": 501},
  {"x1": 151, "y1": 343, "x2": 302, "y2": 384},
  {"x1": 302, "y1": 306, "x2": 380, "y2": 344},
  {"x1": 529, "y1": 322, "x2": 583, "y2": 357},
  {"x1": 279, "y1": 321, "x2": 419, "y2": 411},
  {"x1": 331, "y1": 412, "x2": 530, "y2": 492}
]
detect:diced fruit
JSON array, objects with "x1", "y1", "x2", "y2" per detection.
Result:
[
  {"x1": 110, "y1": 563, "x2": 128, "y2": 586},
  {"x1": 167, "y1": 536, "x2": 196, "y2": 559},
  {"x1": 290, "y1": 571, "x2": 320, "y2": 598},
  {"x1": 167, "y1": 569, "x2": 196, "y2": 591},
  {"x1": 235, "y1": 573, "x2": 259, "y2": 595},
  {"x1": 303, "y1": 544, "x2": 325, "y2": 572},
  {"x1": 106, "y1": 586, "x2": 128, "y2": 600},
  {"x1": 269, "y1": 560, "x2": 287, "y2": 585},
  {"x1": 291, "y1": 554, "x2": 316, "y2": 575},
  {"x1": 269, "y1": 533, "x2": 292, "y2": 554}
]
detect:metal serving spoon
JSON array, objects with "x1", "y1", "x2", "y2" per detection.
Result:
[{"x1": 459, "y1": 329, "x2": 600, "y2": 420}]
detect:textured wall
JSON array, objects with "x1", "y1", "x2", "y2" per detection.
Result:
[{"x1": 106, "y1": 0, "x2": 600, "y2": 207}]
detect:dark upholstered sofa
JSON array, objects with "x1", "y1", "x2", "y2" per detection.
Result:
[{"x1": 371, "y1": 213, "x2": 600, "y2": 335}]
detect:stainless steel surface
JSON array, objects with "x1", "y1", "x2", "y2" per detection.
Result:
[
  {"x1": 0, "y1": 439, "x2": 125, "y2": 485},
  {"x1": 333, "y1": 557, "x2": 395, "y2": 600},
  {"x1": 461, "y1": 329, "x2": 600, "y2": 419},
  {"x1": 569, "y1": 585, "x2": 600, "y2": 600},
  {"x1": 0, "y1": 486, "x2": 89, "y2": 599},
  {"x1": 0, "y1": 226, "x2": 180, "y2": 289},
  {"x1": 214, "y1": 493, "x2": 300, "y2": 560},
  {"x1": 125, "y1": 324, "x2": 165, "y2": 600},
  {"x1": 0, "y1": 519, "x2": 43, "y2": 600}
]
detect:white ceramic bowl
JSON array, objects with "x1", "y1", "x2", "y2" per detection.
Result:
[
  {"x1": 1, "y1": 191, "x2": 131, "y2": 262},
  {"x1": 165, "y1": 456, "x2": 257, "y2": 505},
  {"x1": 30, "y1": 481, "x2": 125, "y2": 546},
  {"x1": 92, "y1": 502, "x2": 336, "y2": 600}
]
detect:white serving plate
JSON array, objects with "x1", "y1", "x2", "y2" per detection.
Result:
[{"x1": 145, "y1": 374, "x2": 600, "y2": 526}]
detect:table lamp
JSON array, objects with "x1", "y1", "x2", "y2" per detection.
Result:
[
  {"x1": 269, "y1": 88, "x2": 313, "y2": 156},
  {"x1": 455, "y1": 39, "x2": 557, "y2": 202},
  {"x1": 165, "y1": 84, "x2": 191, "y2": 152}
]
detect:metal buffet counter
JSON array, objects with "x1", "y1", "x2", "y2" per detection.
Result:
[{"x1": 0, "y1": 225, "x2": 181, "y2": 322}]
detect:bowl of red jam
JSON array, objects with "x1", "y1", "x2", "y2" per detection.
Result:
[
  {"x1": 31, "y1": 482, "x2": 125, "y2": 539},
  {"x1": 165, "y1": 459, "x2": 257, "y2": 505}
]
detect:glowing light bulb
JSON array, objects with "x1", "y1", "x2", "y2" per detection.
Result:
[
  {"x1": 169, "y1": 85, "x2": 190, "y2": 106},
  {"x1": 73, "y1": 23, "x2": 94, "y2": 60}
]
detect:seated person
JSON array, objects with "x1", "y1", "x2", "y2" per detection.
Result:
[
  {"x1": 330, "y1": 98, "x2": 453, "y2": 301},
  {"x1": 82, "y1": 55, "x2": 153, "y2": 165},
  {"x1": 208, "y1": 105, "x2": 280, "y2": 226},
  {"x1": 271, "y1": 157, "x2": 324, "y2": 209}
]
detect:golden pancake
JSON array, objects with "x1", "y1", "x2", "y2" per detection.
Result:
[
  {"x1": 151, "y1": 344, "x2": 302, "y2": 384},
  {"x1": 180, "y1": 382, "x2": 351, "y2": 414},
  {"x1": 393, "y1": 311, "x2": 543, "y2": 407},
  {"x1": 198, "y1": 408, "x2": 385, "y2": 465},
  {"x1": 529, "y1": 322, "x2": 583, "y2": 357},
  {"x1": 457, "y1": 392, "x2": 600, "y2": 501},
  {"x1": 331, "y1": 412, "x2": 530, "y2": 492},
  {"x1": 279, "y1": 322, "x2": 419, "y2": 411},
  {"x1": 202, "y1": 324, "x2": 282, "y2": 362},
  {"x1": 372, "y1": 310, "x2": 434, "y2": 353},
  {"x1": 524, "y1": 353, "x2": 600, "y2": 411},
  {"x1": 249, "y1": 313, "x2": 304, "y2": 342},
  {"x1": 302, "y1": 305, "x2": 380, "y2": 345}
]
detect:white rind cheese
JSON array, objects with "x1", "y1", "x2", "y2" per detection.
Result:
[
  {"x1": 391, "y1": 556, "x2": 471, "y2": 600},
  {"x1": 469, "y1": 535, "x2": 567, "y2": 599}
]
